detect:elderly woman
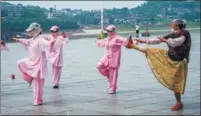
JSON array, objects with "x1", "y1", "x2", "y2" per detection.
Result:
[
  {"x1": 126, "y1": 19, "x2": 191, "y2": 111},
  {"x1": 96, "y1": 25, "x2": 135, "y2": 94},
  {"x1": 12, "y1": 22, "x2": 54, "y2": 106},
  {"x1": 45, "y1": 26, "x2": 69, "y2": 89}
]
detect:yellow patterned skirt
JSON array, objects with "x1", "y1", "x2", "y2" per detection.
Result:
[{"x1": 144, "y1": 48, "x2": 188, "y2": 94}]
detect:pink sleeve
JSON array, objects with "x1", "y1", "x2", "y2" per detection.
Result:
[
  {"x1": 147, "y1": 38, "x2": 161, "y2": 44},
  {"x1": 61, "y1": 37, "x2": 69, "y2": 45},
  {"x1": 1, "y1": 44, "x2": 9, "y2": 51},
  {"x1": 18, "y1": 39, "x2": 31, "y2": 50},
  {"x1": 40, "y1": 38, "x2": 51, "y2": 52},
  {"x1": 43, "y1": 35, "x2": 51, "y2": 41},
  {"x1": 96, "y1": 39, "x2": 106, "y2": 47},
  {"x1": 115, "y1": 36, "x2": 127, "y2": 46},
  {"x1": 55, "y1": 36, "x2": 68, "y2": 46}
]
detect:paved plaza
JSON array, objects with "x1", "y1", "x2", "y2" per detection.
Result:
[{"x1": 1, "y1": 30, "x2": 200, "y2": 115}]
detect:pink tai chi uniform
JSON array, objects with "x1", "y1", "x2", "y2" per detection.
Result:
[
  {"x1": 17, "y1": 36, "x2": 50, "y2": 105},
  {"x1": 96, "y1": 34, "x2": 127, "y2": 93},
  {"x1": 47, "y1": 35, "x2": 68, "y2": 87},
  {"x1": 16, "y1": 22, "x2": 51, "y2": 106}
]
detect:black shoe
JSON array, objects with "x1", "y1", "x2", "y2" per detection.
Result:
[{"x1": 53, "y1": 85, "x2": 59, "y2": 89}]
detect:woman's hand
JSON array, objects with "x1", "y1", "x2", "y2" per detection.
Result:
[
  {"x1": 134, "y1": 40, "x2": 139, "y2": 45},
  {"x1": 44, "y1": 36, "x2": 49, "y2": 41},
  {"x1": 50, "y1": 39, "x2": 56, "y2": 47},
  {"x1": 134, "y1": 38, "x2": 145, "y2": 43},
  {"x1": 12, "y1": 38, "x2": 19, "y2": 42},
  {"x1": 157, "y1": 37, "x2": 168, "y2": 43},
  {"x1": 61, "y1": 32, "x2": 67, "y2": 38},
  {"x1": 1, "y1": 40, "x2": 5, "y2": 46}
]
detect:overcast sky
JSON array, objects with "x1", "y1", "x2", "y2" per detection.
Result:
[{"x1": 7, "y1": 1, "x2": 146, "y2": 10}]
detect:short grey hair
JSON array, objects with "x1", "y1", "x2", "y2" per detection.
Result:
[{"x1": 171, "y1": 19, "x2": 186, "y2": 29}]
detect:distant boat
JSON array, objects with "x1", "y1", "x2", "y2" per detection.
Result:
[
  {"x1": 140, "y1": 28, "x2": 151, "y2": 37},
  {"x1": 141, "y1": 32, "x2": 151, "y2": 37}
]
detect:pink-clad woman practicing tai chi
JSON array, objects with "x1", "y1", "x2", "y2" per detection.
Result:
[
  {"x1": 96, "y1": 25, "x2": 134, "y2": 94},
  {"x1": 12, "y1": 22, "x2": 55, "y2": 106},
  {"x1": 45, "y1": 26, "x2": 69, "y2": 89}
]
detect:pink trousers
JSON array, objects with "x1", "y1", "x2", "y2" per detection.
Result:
[
  {"x1": 97, "y1": 62, "x2": 119, "y2": 92},
  {"x1": 18, "y1": 63, "x2": 44, "y2": 105},
  {"x1": 52, "y1": 66, "x2": 62, "y2": 86}
]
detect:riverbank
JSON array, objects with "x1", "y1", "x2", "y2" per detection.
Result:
[
  {"x1": 2, "y1": 28, "x2": 200, "y2": 42},
  {"x1": 68, "y1": 27, "x2": 200, "y2": 39}
]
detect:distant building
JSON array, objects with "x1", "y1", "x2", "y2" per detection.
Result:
[
  {"x1": 71, "y1": 9, "x2": 82, "y2": 16},
  {"x1": 61, "y1": 8, "x2": 72, "y2": 16},
  {"x1": 47, "y1": 7, "x2": 64, "y2": 19},
  {"x1": 53, "y1": 10, "x2": 63, "y2": 17}
]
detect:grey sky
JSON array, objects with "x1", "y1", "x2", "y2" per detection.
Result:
[{"x1": 7, "y1": 1, "x2": 145, "y2": 10}]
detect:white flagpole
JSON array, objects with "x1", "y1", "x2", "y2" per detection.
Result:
[{"x1": 101, "y1": 0, "x2": 103, "y2": 30}]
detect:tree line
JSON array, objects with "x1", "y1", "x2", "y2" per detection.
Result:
[{"x1": 1, "y1": 1, "x2": 200, "y2": 33}]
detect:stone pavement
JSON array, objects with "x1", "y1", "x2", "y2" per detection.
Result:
[{"x1": 1, "y1": 30, "x2": 200, "y2": 115}]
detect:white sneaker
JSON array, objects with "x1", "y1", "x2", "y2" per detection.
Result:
[
  {"x1": 33, "y1": 103, "x2": 43, "y2": 106},
  {"x1": 109, "y1": 90, "x2": 116, "y2": 94}
]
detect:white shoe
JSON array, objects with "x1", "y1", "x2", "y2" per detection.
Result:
[
  {"x1": 109, "y1": 90, "x2": 116, "y2": 94},
  {"x1": 33, "y1": 103, "x2": 43, "y2": 106}
]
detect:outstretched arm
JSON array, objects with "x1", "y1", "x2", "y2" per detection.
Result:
[
  {"x1": 115, "y1": 36, "x2": 128, "y2": 46},
  {"x1": 96, "y1": 39, "x2": 106, "y2": 47},
  {"x1": 61, "y1": 32, "x2": 70, "y2": 44},
  {"x1": 40, "y1": 38, "x2": 54, "y2": 52},
  {"x1": 42, "y1": 35, "x2": 51, "y2": 41},
  {"x1": 166, "y1": 36, "x2": 185, "y2": 47},
  {"x1": 12, "y1": 38, "x2": 31, "y2": 50},
  {"x1": 135, "y1": 38, "x2": 162, "y2": 44}
]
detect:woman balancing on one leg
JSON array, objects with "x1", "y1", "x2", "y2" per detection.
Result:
[
  {"x1": 126, "y1": 19, "x2": 191, "y2": 111},
  {"x1": 44, "y1": 26, "x2": 69, "y2": 89},
  {"x1": 12, "y1": 22, "x2": 55, "y2": 106},
  {"x1": 96, "y1": 25, "x2": 136, "y2": 94}
]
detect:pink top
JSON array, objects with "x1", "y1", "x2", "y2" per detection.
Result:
[
  {"x1": 17, "y1": 35, "x2": 50, "y2": 78},
  {"x1": 96, "y1": 35, "x2": 127, "y2": 68},
  {"x1": 46, "y1": 35, "x2": 68, "y2": 67}
]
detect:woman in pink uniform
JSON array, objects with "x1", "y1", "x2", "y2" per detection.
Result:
[
  {"x1": 12, "y1": 22, "x2": 54, "y2": 106},
  {"x1": 45, "y1": 26, "x2": 68, "y2": 89},
  {"x1": 96, "y1": 25, "x2": 132, "y2": 94}
]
